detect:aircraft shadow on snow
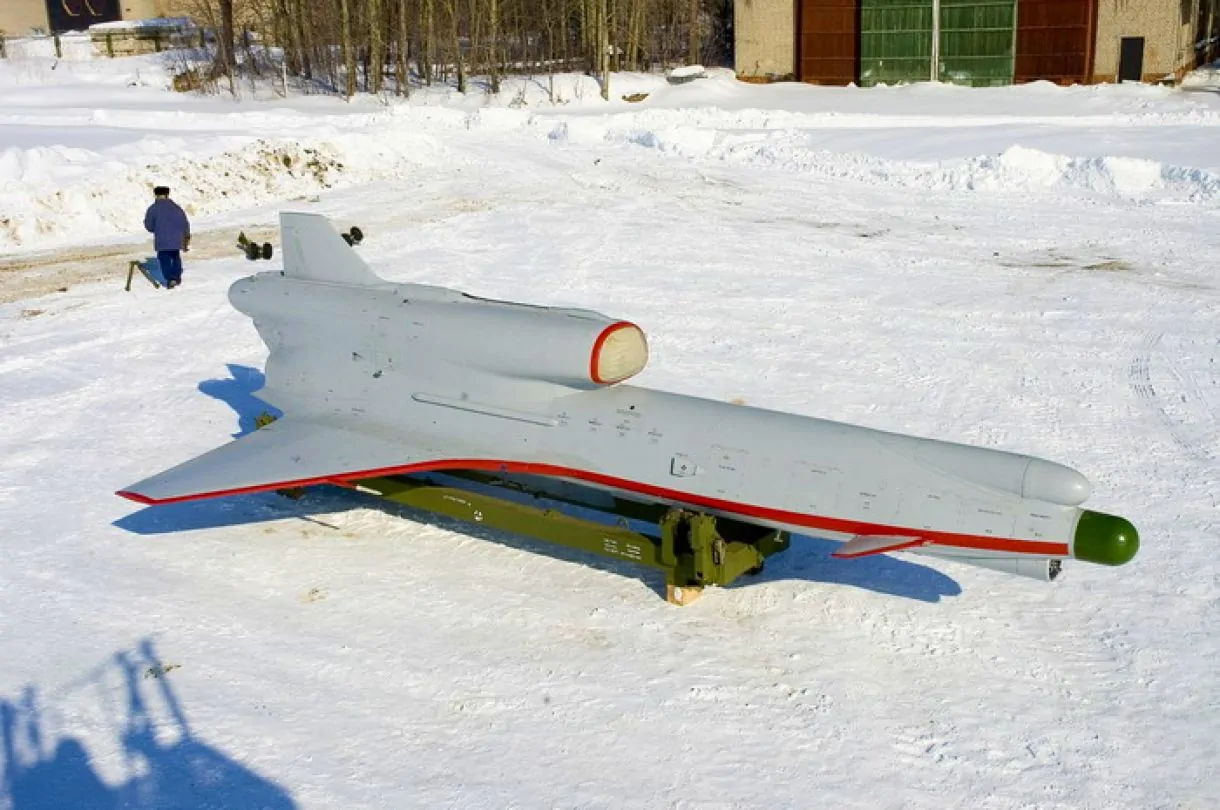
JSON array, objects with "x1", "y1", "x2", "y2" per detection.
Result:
[
  {"x1": 113, "y1": 364, "x2": 962, "y2": 604},
  {"x1": 0, "y1": 639, "x2": 295, "y2": 810}
]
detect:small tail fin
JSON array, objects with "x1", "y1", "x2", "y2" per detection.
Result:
[{"x1": 279, "y1": 211, "x2": 382, "y2": 286}]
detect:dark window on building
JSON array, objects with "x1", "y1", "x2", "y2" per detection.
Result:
[{"x1": 45, "y1": 0, "x2": 121, "y2": 33}]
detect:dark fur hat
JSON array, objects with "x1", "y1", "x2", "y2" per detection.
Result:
[{"x1": 153, "y1": 186, "x2": 170, "y2": 197}]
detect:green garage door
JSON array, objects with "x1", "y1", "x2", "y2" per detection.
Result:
[
  {"x1": 861, "y1": 0, "x2": 1015, "y2": 87},
  {"x1": 938, "y1": 0, "x2": 1016, "y2": 86},
  {"x1": 860, "y1": 0, "x2": 934, "y2": 86}
]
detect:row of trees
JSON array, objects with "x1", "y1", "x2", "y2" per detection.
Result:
[{"x1": 183, "y1": 0, "x2": 733, "y2": 99}]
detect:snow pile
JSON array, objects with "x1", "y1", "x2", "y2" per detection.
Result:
[
  {"x1": 951, "y1": 145, "x2": 1220, "y2": 200},
  {"x1": 2, "y1": 33, "x2": 95, "y2": 61},
  {"x1": 545, "y1": 117, "x2": 719, "y2": 157},
  {"x1": 0, "y1": 48, "x2": 179, "y2": 90},
  {"x1": 89, "y1": 16, "x2": 195, "y2": 31},
  {"x1": 3, "y1": 57, "x2": 1220, "y2": 256},
  {"x1": 544, "y1": 119, "x2": 1220, "y2": 203},
  {"x1": 1181, "y1": 58, "x2": 1220, "y2": 90},
  {"x1": 0, "y1": 132, "x2": 445, "y2": 251},
  {"x1": 380, "y1": 71, "x2": 666, "y2": 110},
  {"x1": 639, "y1": 67, "x2": 1220, "y2": 120}
]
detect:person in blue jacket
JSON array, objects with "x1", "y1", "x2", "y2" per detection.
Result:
[{"x1": 143, "y1": 186, "x2": 191, "y2": 289}]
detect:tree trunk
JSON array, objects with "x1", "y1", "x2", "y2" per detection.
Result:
[
  {"x1": 397, "y1": 0, "x2": 411, "y2": 95},
  {"x1": 423, "y1": 0, "x2": 435, "y2": 84},
  {"x1": 340, "y1": 0, "x2": 357, "y2": 96},
  {"x1": 369, "y1": 0, "x2": 385, "y2": 93},
  {"x1": 688, "y1": 0, "x2": 700, "y2": 64},
  {"x1": 448, "y1": 0, "x2": 466, "y2": 92},
  {"x1": 295, "y1": 0, "x2": 312, "y2": 79},
  {"x1": 469, "y1": 0, "x2": 482, "y2": 87},
  {"x1": 280, "y1": 0, "x2": 301, "y2": 75},
  {"x1": 627, "y1": 0, "x2": 643, "y2": 71},
  {"x1": 599, "y1": 0, "x2": 609, "y2": 99},
  {"x1": 489, "y1": 0, "x2": 500, "y2": 93},
  {"x1": 218, "y1": 0, "x2": 236, "y2": 73}
]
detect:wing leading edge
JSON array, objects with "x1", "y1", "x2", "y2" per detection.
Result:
[{"x1": 116, "y1": 418, "x2": 455, "y2": 505}]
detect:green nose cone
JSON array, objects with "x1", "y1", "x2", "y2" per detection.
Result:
[{"x1": 1074, "y1": 510, "x2": 1140, "y2": 566}]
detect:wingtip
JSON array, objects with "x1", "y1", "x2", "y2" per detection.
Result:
[{"x1": 116, "y1": 489, "x2": 157, "y2": 505}]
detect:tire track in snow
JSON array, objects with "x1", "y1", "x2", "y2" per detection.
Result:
[{"x1": 1128, "y1": 332, "x2": 1219, "y2": 462}]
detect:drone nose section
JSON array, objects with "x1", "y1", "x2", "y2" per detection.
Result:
[{"x1": 1073, "y1": 510, "x2": 1139, "y2": 566}]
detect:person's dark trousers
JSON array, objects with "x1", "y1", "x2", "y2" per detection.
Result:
[{"x1": 157, "y1": 250, "x2": 183, "y2": 286}]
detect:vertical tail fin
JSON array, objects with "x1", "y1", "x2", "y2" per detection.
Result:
[{"x1": 279, "y1": 212, "x2": 382, "y2": 286}]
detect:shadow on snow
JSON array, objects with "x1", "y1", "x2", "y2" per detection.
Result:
[
  {"x1": 115, "y1": 363, "x2": 961, "y2": 604},
  {"x1": 0, "y1": 639, "x2": 295, "y2": 810},
  {"x1": 196, "y1": 364, "x2": 281, "y2": 439}
]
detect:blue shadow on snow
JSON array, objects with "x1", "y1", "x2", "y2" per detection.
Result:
[
  {"x1": 731, "y1": 534, "x2": 961, "y2": 603},
  {"x1": 197, "y1": 364, "x2": 282, "y2": 438},
  {"x1": 0, "y1": 639, "x2": 295, "y2": 810},
  {"x1": 114, "y1": 485, "x2": 960, "y2": 604}
]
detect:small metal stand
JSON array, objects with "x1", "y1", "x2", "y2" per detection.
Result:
[{"x1": 125, "y1": 260, "x2": 161, "y2": 291}]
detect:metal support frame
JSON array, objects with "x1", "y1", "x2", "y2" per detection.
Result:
[
  {"x1": 125, "y1": 260, "x2": 160, "y2": 291},
  {"x1": 347, "y1": 473, "x2": 792, "y2": 605}
]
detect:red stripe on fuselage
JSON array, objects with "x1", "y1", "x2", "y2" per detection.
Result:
[{"x1": 116, "y1": 458, "x2": 1071, "y2": 557}]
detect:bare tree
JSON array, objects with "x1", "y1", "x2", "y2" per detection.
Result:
[
  {"x1": 397, "y1": 0, "x2": 412, "y2": 94},
  {"x1": 369, "y1": 0, "x2": 386, "y2": 93},
  {"x1": 177, "y1": 0, "x2": 731, "y2": 101},
  {"x1": 218, "y1": 0, "x2": 236, "y2": 72},
  {"x1": 339, "y1": 0, "x2": 356, "y2": 96}
]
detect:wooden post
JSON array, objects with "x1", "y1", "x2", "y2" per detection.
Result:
[
  {"x1": 54, "y1": 33, "x2": 62, "y2": 58},
  {"x1": 106, "y1": 32, "x2": 114, "y2": 57}
]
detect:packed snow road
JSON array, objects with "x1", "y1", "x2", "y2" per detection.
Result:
[{"x1": 1, "y1": 57, "x2": 1218, "y2": 809}]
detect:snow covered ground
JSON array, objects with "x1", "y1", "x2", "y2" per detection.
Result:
[{"x1": 2, "y1": 51, "x2": 1219, "y2": 808}]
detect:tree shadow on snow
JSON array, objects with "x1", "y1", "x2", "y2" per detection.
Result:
[
  {"x1": 0, "y1": 639, "x2": 295, "y2": 810},
  {"x1": 197, "y1": 364, "x2": 281, "y2": 438}
]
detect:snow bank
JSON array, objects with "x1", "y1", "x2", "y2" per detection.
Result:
[
  {"x1": 396, "y1": 70, "x2": 667, "y2": 110},
  {"x1": 0, "y1": 49, "x2": 179, "y2": 90},
  {"x1": 543, "y1": 119, "x2": 1220, "y2": 202},
  {"x1": 0, "y1": 132, "x2": 444, "y2": 251},
  {"x1": 4, "y1": 60, "x2": 1220, "y2": 255},
  {"x1": 1181, "y1": 58, "x2": 1220, "y2": 90},
  {"x1": 3, "y1": 33, "x2": 94, "y2": 61},
  {"x1": 950, "y1": 146, "x2": 1220, "y2": 199},
  {"x1": 89, "y1": 16, "x2": 195, "y2": 31},
  {"x1": 638, "y1": 69, "x2": 1220, "y2": 120}
]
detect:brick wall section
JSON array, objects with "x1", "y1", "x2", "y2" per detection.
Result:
[
  {"x1": 121, "y1": 0, "x2": 190, "y2": 19},
  {"x1": 1094, "y1": 0, "x2": 1196, "y2": 81},
  {"x1": 1, "y1": 0, "x2": 190, "y2": 38},
  {"x1": 735, "y1": 0, "x2": 796, "y2": 78},
  {"x1": 0, "y1": 0, "x2": 49, "y2": 36},
  {"x1": 122, "y1": 0, "x2": 164, "y2": 19}
]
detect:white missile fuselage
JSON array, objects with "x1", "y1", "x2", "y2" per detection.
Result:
[{"x1": 118, "y1": 213, "x2": 1140, "y2": 580}]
